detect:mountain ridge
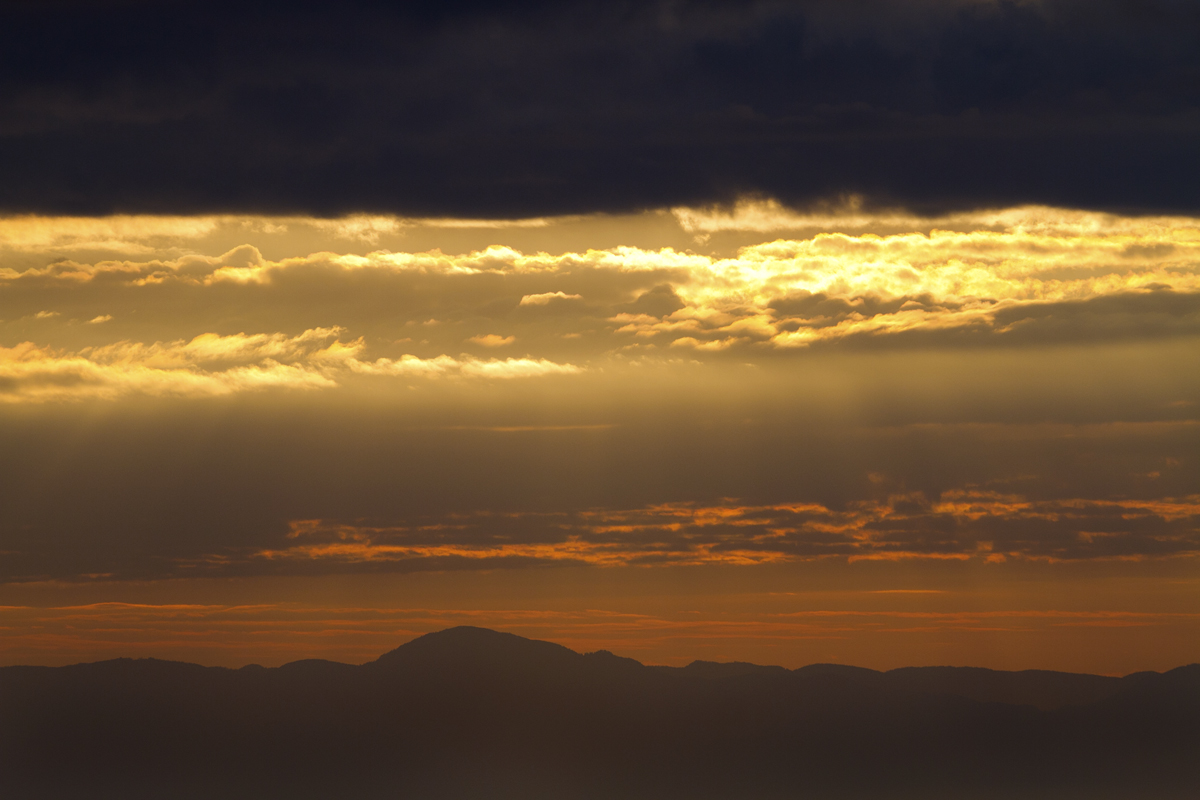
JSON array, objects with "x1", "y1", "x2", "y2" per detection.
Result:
[
  {"x1": 3, "y1": 626, "x2": 1197, "y2": 800},
  {"x1": 7, "y1": 624, "x2": 1192, "y2": 711}
]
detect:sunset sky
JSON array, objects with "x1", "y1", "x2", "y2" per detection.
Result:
[{"x1": 1, "y1": 0, "x2": 1198, "y2": 674}]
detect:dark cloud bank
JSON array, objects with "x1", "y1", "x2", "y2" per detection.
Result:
[{"x1": 3, "y1": 0, "x2": 1200, "y2": 216}]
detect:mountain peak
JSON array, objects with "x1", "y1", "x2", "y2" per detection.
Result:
[{"x1": 371, "y1": 626, "x2": 582, "y2": 674}]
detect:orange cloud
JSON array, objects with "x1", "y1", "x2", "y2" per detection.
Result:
[
  {"x1": 211, "y1": 491, "x2": 1200, "y2": 576},
  {"x1": 468, "y1": 333, "x2": 516, "y2": 347}
]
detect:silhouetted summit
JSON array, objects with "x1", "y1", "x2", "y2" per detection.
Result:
[
  {"x1": 373, "y1": 625, "x2": 581, "y2": 674},
  {"x1": 3, "y1": 628, "x2": 1197, "y2": 800}
]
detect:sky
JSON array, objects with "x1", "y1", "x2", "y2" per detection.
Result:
[{"x1": 1, "y1": 0, "x2": 1198, "y2": 674}]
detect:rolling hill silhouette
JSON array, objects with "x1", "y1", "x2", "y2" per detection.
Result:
[{"x1": 2, "y1": 626, "x2": 1197, "y2": 799}]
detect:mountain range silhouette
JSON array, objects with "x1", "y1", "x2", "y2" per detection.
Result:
[{"x1": 3, "y1": 626, "x2": 1197, "y2": 799}]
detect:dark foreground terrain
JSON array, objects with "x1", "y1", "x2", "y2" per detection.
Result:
[{"x1": 2, "y1": 626, "x2": 1197, "y2": 799}]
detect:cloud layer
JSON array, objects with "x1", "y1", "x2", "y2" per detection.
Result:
[
  {"x1": 2, "y1": 1, "x2": 1200, "y2": 216},
  {"x1": 219, "y1": 489, "x2": 1200, "y2": 574},
  {"x1": 2, "y1": 204, "x2": 1199, "y2": 402},
  {"x1": 0, "y1": 331, "x2": 580, "y2": 402}
]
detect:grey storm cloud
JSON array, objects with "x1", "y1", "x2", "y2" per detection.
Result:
[{"x1": 2, "y1": 0, "x2": 1200, "y2": 216}]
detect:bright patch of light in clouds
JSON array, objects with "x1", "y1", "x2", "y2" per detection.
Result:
[
  {"x1": 521, "y1": 291, "x2": 583, "y2": 305},
  {"x1": 2, "y1": 202, "x2": 1197, "y2": 380}
]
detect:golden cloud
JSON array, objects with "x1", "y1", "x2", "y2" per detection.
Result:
[
  {"x1": 350, "y1": 353, "x2": 580, "y2": 380},
  {"x1": 4, "y1": 207, "x2": 1197, "y2": 357},
  {"x1": 0, "y1": 340, "x2": 337, "y2": 402},
  {"x1": 468, "y1": 333, "x2": 516, "y2": 347},
  {"x1": 520, "y1": 291, "x2": 583, "y2": 305},
  {"x1": 0, "y1": 329, "x2": 583, "y2": 402}
]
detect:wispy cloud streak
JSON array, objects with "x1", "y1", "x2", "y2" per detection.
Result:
[{"x1": 229, "y1": 491, "x2": 1200, "y2": 574}]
